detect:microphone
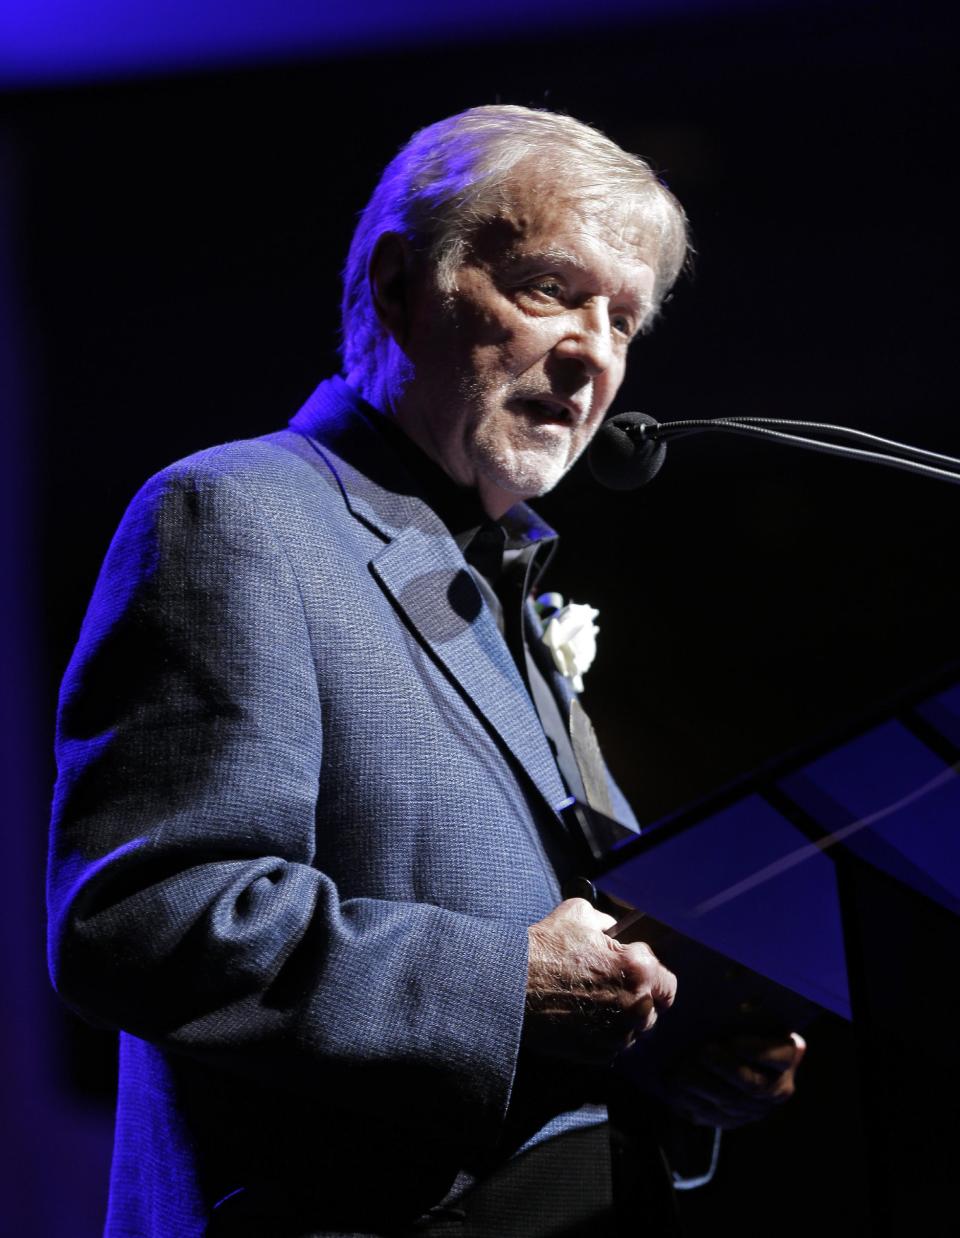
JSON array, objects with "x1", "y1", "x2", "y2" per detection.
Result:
[
  {"x1": 588, "y1": 411, "x2": 960, "y2": 491},
  {"x1": 587, "y1": 411, "x2": 668, "y2": 490}
]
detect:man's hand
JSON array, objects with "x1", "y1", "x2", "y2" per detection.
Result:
[
  {"x1": 524, "y1": 898, "x2": 677, "y2": 1065},
  {"x1": 649, "y1": 1032, "x2": 806, "y2": 1129}
]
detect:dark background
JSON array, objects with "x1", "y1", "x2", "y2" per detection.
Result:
[{"x1": 2, "y1": 1, "x2": 957, "y2": 1232}]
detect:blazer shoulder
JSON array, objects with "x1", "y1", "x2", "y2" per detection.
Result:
[
  {"x1": 119, "y1": 429, "x2": 354, "y2": 550},
  {"x1": 143, "y1": 430, "x2": 341, "y2": 505}
]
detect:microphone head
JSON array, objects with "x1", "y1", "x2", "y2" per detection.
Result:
[{"x1": 588, "y1": 411, "x2": 667, "y2": 490}]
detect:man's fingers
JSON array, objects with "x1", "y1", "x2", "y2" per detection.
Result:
[
  {"x1": 619, "y1": 941, "x2": 677, "y2": 1032},
  {"x1": 698, "y1": 1034, "x2": 804, "y2": 1101},
  {"x1": 634, "y1": 1030, "x2": 806, "y2": 1128},
  {"x1": 620, "y1": 941, "x2": 677, "y2": 1003},
  {"x1": 669, "y1": 1061, "x2": 794, "y2": 1126},
  {"x1": 707, "y1": 1033, "x2": 805, "y2": 1072},
  {"x1": 628, "y1": 993, "x2": 656, "y2": 1034}
]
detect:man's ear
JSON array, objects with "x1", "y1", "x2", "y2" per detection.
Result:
[{"x1": 368, "y1": 232, "x2": 413, "y2": 346}]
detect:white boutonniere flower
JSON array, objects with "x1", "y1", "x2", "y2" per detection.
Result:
[{"x1": 536, "y1": 593, "x2": 600, "y2": 694}]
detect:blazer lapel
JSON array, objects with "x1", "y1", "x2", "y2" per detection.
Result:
[
  {"x1": 287, "y1": 377, "x2": 570, "y2": 817},
  {"x1": 371, "y1": 532, "x2": 569, "y2": 815}
]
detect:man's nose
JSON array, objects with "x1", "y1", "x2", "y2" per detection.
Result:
[{"x1": 554, "y1": 302, "x2": 615, "y2": 377}]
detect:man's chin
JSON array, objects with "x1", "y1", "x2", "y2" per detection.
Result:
[{"x1": 476, "y1": 450, "x2": 571, "y2": 516}]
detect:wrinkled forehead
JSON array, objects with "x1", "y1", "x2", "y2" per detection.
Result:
[{"x1": 473, "y1": 162, "x2": 660, "y2": 271}]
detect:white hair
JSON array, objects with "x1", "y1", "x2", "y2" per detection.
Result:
[{"x1": 340, "y1": 104, "x2": 690, "y2": 385}]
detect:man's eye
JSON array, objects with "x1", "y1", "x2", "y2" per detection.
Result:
[
  {"x1": 528, "y1": 280, "x2": 564, "y2": 299},
  {"x1": 612, "y1": 314, "x2": 635, "y2": 338}
]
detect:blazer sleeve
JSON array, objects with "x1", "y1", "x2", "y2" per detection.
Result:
[{"x1": 47, "y1": 457, "x2": 530, "y2": 1155}]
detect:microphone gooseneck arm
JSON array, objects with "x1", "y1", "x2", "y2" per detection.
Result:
[
  {"x1": 588, "y1": 410, "x2": 960, "y2": 490},
  {"x1": 649, "y1": 418, "x2": 960, "y2": 486},
  {"x1": 704, "y1": 417, "x2": 960, "y2": 470}
]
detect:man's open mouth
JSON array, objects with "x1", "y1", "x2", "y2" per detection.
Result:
[{"x1": 513, "y1": 397, "x2": 573, "y2": 424}]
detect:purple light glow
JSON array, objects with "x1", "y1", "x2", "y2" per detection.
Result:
[{"x1": 1, "y1": 0, "x2": 799, "y2": 87}]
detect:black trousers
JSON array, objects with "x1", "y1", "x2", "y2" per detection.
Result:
[
  {"x1": 209, "y1": 1124, "x2": 681, "y2": 1237},
  {"x1": 406, "y1": 1124, "x2": 681, "y2": 1238}
]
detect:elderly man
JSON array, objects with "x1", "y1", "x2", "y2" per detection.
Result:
[{"x1": 48, "y1": 106, "x2": 802, "y2": 1238}]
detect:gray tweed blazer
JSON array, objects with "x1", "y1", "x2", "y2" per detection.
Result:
[{"x1": 48, "y1": 377, "x2": 623, "y2": 1237}]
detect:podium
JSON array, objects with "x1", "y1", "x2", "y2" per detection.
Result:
[{"x1": 586, "y1": 671, "x2": 960, "y2": 1234}]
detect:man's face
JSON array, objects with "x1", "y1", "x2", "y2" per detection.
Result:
[{"x1": 391, "y1": 166, "x2": 658, "y2": 518}]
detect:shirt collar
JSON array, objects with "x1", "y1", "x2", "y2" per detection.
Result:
[{"x1": 366, "y1": 405, "x2": 558, "y2": 578}]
